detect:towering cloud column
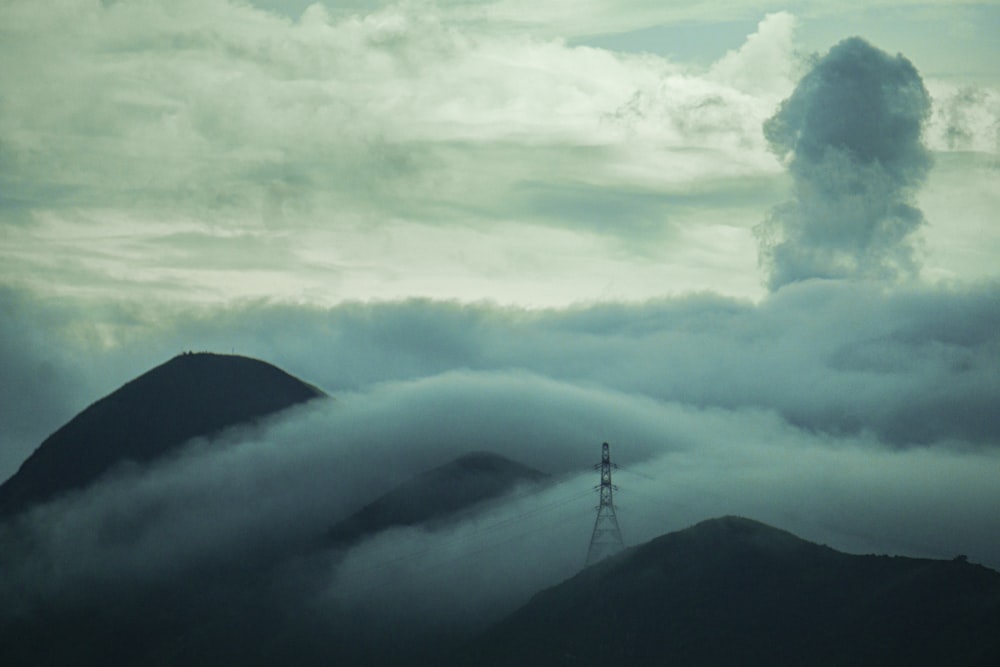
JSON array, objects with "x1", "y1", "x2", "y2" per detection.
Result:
[{"x1": 757, "y1": 37, "x2": 932, "y2": 290}]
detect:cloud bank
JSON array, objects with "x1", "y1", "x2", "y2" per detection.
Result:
[{"x1": 2, "y1": 275, "x2": 999, "y2": 626}]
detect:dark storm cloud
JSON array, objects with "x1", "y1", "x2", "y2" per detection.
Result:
[{"x1": 757, "y1": 37, "x2": 933, "y2": 289}]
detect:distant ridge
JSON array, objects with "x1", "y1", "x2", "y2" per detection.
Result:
[
  {"x1": 467, "y1": 516, "x2": 1000, "y2": 666},
  {"x1": 0, "y1": 352, "x2": 325, "y2": 518},
  {"x1": 328, "y1": 451, "x2": 549, "y2": 547}
]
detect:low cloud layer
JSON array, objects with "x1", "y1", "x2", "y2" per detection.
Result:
[
  {"x1": 3, "y1": 276, "x2": 999, "y2": 476},
  {"x1": 2, "y1": 275, "x2": 999, "y2": 630},
  {"x1": 758, "y1": 37, "x2": 933, "y2": 289},
  {"x1": 2, "y1": 353, "x2": 998, "y2": 631}
]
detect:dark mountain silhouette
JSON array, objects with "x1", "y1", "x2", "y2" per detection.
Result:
[
  {"x1": 464, "y1": 515, "x2": 1000, "y2": 666},
  {"x1": 0, "y1": 352, "x2": 324, "y2": 518},
  {"x1": 4, "y1": 508, "x2": 1000, "y2": 666},
  {"x1": 327, "y1": 451, "x2": 549, "y2": 547}
]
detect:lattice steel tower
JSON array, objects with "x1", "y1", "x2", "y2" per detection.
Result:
[{"x1": 586, "y1": 441, "x2": 625, "y2": 566}]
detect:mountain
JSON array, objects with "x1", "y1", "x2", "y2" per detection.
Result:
[
  {"x1": 0, "y1": 352, "x2": 324, "y2": 518},
  {"x1": 464, "y1": 516, "x2": 1000, "y2": 666},
  {"x1": 3, "y1": 356, "x2": 996, "y2": 667},
  {"x1": 4, "y1": 504, "x2": 999, "y2": 666},
  {"x1": 0, "y1": 449, "x2": 550, "y2": 667},
  {"x1": 327, "y1": 451, "x2": 549, "y2": 547}
]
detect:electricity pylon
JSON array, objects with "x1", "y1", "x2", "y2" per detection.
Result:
[{"x1": 585, "y1": 441, "x2": 625, "y2": 566}]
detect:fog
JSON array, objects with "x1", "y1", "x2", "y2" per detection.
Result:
[{"x1": 3, "y1": 362, "x2": 998, "y2": 626}]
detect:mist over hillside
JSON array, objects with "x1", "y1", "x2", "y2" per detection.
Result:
[
  {"x1": 1, "y1": 338, "x2": 998, "y2": 665},
  {"x1": 327, "y1": 451, "x2": 549, "y2": 547}
]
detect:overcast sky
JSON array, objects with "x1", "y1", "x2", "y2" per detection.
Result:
[
  {"x1": 1, "y1": 0, "x2": 999, "y2": 620},
  {"x1": 1, "y1": 0, "x2": 997, "y2": 308}
]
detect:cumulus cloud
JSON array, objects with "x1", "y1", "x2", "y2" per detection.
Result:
[
  {"x1": 757, "y1": 37, "x2": 933, "y2": 289},
  {"x1": 708, "y1": 12, "x2": 800, "y2": 97}
]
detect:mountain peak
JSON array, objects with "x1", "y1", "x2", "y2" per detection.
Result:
[
  {"x1": 667, "y1": 515, "x2": 818, "y2": 554},
  {"x1": 469, "y1": 516, "x2": 1000, "y2": 665},
  {"x1": 327, "y1": 451, "x2": 548, "y2": 547},
  {"x1": 0, "y1": 352, "x2": 324, "y2": 518}
]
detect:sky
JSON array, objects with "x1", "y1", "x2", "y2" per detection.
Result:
[
  {"x1": 1, "y1": 0, "x2": 1000, "y2": 630},
  {"x1": 1, "y1": 0, "x2": 998, "y2": 309}
]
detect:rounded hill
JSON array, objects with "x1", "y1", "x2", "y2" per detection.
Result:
[{"x1": 0, "y1": 353, "x2": 325, "y2": 518}]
